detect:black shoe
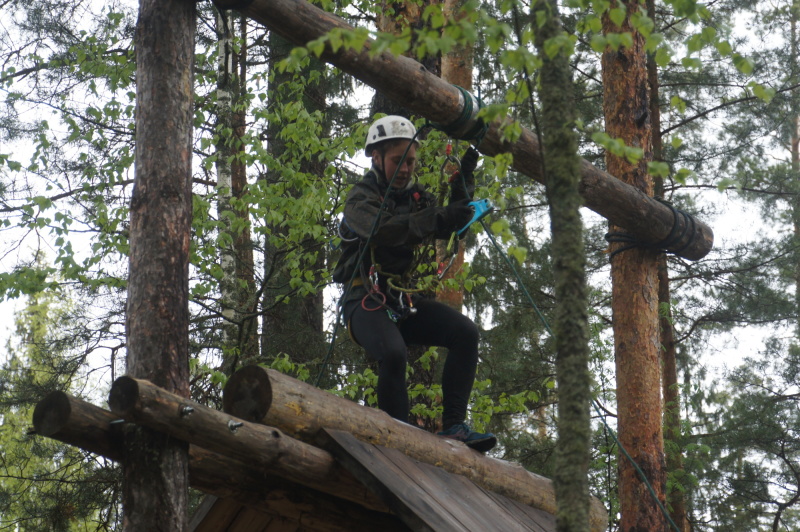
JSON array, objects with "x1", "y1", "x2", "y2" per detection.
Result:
[{"x1": 437, "y1": 422, "x2": 497, "y2": 453}]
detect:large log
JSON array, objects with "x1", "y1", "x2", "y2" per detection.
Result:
[
  {"x1": 32, "y1": 391, "x2": 406, "y2": 532},
  {"x1": 215, "y1": 0, "x2": 713, "y2": 261},
  {"x1": 107, "y1": 376, "x2": 386, "y2": 512},
  {"x1": 223, "y1": 365, "x2": 608, "y2": 532}
]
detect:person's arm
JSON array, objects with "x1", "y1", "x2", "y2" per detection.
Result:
[
  {"x1": 448, "y1": 147, "x2": 478, "y2": 203},
  {"x1": 344, "y1": 183, "x2": 471, "y2": 245}
]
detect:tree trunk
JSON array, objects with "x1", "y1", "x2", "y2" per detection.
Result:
[
  {"x1": 436, "y1": 0, "x2": 473, "y2": 311},
  {"x1": 223, "y1": 364, "x2": 609, "y2": 531},
  {"x1": 646, "y1": 3, "x2": 689, "y2": 527},
  {"x1": 107, "y1": 376, "x2": 389, "y2": 511},
  {"x1": 260, "y1": 33, "x2": 327, "y2": 369},
  {"x1": 602, "y1": 3, "x2": 667, "y2": 530},
  {"x1": 792, "y1": 1, "x2": 800, "y2": 341},
  {"x1": 213, "y1": 0, "x2": 714, "y2": 261},
  {"x1": 533, "y1": 1, "x2": 592, "y2": 530},
  {"x1": 216, "y1": 10, "x2": 258, "y2": 371},
  {"x1": 125, "y1": 0, "x2": 195, "y2": 528}
]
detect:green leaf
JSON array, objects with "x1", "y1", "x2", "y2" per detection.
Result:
[
  {"x1": 674, "y1": 167, "x2": 695, "y2": 185},
  {"x1": 732, "y1": 54, "x2": 754, "y2": 74},
  {"x1": 655, "y1": 47, "x2": 671, "y2": 67},
  {"x1": 749, "y1": 82, "x2": 775, "y2": 103},
  {"x1": 590, "y1": 34, "x2": 607, "y2": 53},
  {"x1": 609, "y1": 7, "x2": 627, "y2": 28},
  {"x1": 715, "y1": 40, "x2": 732, "y2": 56},
  {"x1": 681, "y1": 56, "x2": 702, "y2": 69},
  {"x1": 670, "y1": 95, "x2": 687, "y2": 114},
  {"x1": 648, "y1": 161, "x2": 670, "y2": 178}
]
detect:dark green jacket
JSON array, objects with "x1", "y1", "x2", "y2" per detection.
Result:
[{"x1": 333, "y1": 170, "x2": 459, "y2": 299}]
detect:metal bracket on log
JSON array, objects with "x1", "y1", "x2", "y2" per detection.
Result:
[{"x1": 214, "y1": 0, "x2": 713, "y2": 260}]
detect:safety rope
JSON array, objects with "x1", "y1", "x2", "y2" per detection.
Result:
[
  {"x1": 429, "y1": 85, "x2": 490, "y2": 146},
  {"x1": 505, "y1": 4, "x2": 682, "y2": 529},
  {"x1": 474, "y1": 209, "x2": 682, "y2": 532},
  {"x1": 605, "y1": 198, "x2": 698, "y2": 261}
]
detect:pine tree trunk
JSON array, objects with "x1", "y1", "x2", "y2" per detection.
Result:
[
  {"x1": 436, "y1": 0, "x2": 473, "y2": 311},
  {"x1": 261, "y1": 33, "x2": 326, "y2": 369},
  {"x1": 792, "y1": 2, "x2": 800, "y2": 341},
  {"x1": 533, "y1": 1, "x2": 592, "y2": 530},
  {"x1": 646, "y1": 5, "x2": 689, "y2": 527},
  {"x1": 124, "y1": 0, "x2": 195, "y2": 529},
  {"x1": 231, "y1": 15, "x2": 259, "y2": 364},
  {"x1": 601, "y1": 3, "x2": 668, "y2": 530}
]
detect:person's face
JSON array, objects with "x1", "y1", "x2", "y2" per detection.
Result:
[{"x1": 373, "y1": 141, "x2": 417, "y2": 190}]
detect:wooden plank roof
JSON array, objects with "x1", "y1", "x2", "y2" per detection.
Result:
[
  {"x1": 320, "y1": 429, "x2": 555, "y2": 532},
  {"x1": 191, "y1": 429, "x2": 556, "y2": 532}
]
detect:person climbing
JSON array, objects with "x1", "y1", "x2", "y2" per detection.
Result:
[{"x1": 333, "y1": 115, "x2": 497, "y2": 453}]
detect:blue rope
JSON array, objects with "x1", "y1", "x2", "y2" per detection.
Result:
[{"x1": 475, "y1": 216, "x2": 680, "y2": 532}]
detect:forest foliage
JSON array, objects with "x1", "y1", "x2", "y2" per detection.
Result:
[{"x1": 0, "y1": 0, "x2": 799, "y2": 530}]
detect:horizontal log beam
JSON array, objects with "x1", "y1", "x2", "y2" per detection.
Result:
[
  {"x1": 214, "y1": 0, "x2": 713, "y2": 260},
  {"x1": 32, "y1": 391, "x2": 406, "y2": 531},
  {"x1": 223, "y1": 365, "x2": 608, "y2": 532},
  {"x1": 107, "y1": 376, "x2": 387, "y2": 512}
]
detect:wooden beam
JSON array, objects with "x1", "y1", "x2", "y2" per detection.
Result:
[
  {"x1": 214, "y1": 0, "x2": 713, "y2": 261},
  {"x1": 32, "y1": 391, "x2": 407, "y2": 532},
  {"x1": 223, "y1": 365, "x2": 608, "y2": 532},
  {"x1": 107, "y1": 376, "x2": 387, "y2": 512}
]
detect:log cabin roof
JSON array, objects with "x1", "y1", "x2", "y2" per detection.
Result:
[
  {"x1": 190, "y1": 429, "x2": 557, "y2": 532},
  {"x1": 33, "y1": 367, "x2": 607, "y2": 532}
]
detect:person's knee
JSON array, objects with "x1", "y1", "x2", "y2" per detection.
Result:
[
  {"x1": 378, "y1": 346, "x2": 408, "y2": 376},
  {"x1": 450, "y1": 317, "x2": 479, "y2": 350}
]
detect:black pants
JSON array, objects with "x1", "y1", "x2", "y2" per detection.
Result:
[{"x1": 345, "y1": 296, "x2": 480, "y2": 428}]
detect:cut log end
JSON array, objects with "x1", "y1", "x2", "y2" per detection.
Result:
[
  {"x1": 108, "y1": 375, "x2": 140, "y2": 415},
  {"x1": 223, "y1": 365, "x2": 272, "y2": 422},
  {"x1": 33, "y1": 390, "x2": 72, "y2": 437}
]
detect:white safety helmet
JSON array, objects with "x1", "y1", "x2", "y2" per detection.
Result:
[{"x1": 364, "y1": 115, "x2": 419, "y2": 156}]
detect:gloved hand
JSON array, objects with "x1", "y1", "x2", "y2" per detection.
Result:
[
  {"x1": 449, "y1": 147, "x2": 479, "y2": 201},
  {"x1": 460, "y1": 146, "x2": 479, "y2": 182},
  {"x1": 444, "y1": 198, "x2": 474, "y2": 233}
]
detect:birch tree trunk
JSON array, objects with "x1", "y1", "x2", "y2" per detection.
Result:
[
  {"x1": 216, "y1": 10, "x2": 258, "y2": 371},
  {"x1": 124, "y1": 0, "x2": 195, "y2": 528},
  {"x1": 602, "y1": 2, "x2": 668, "y2": 529}
]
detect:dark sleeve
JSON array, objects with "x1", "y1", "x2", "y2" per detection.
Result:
[{"x1": 343, "y1": 183, "x2": 451, "y2": 246}]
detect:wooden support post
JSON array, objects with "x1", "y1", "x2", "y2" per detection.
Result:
[
  {"x1": 214, "y1": 0, "x2": 713, "y2": 260},
  {"x1": 125, "y1": 0, "x2": 196, "y2": 528},
  {"x1": 32, "y1": 392, "x2": 406, "y2": 532},
  {"x1": 223, "y1": 365, "x2": 608, "y2": 532},
  {"x1": 107, "y1": 376, "x2": 387, "y2": 512}
]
